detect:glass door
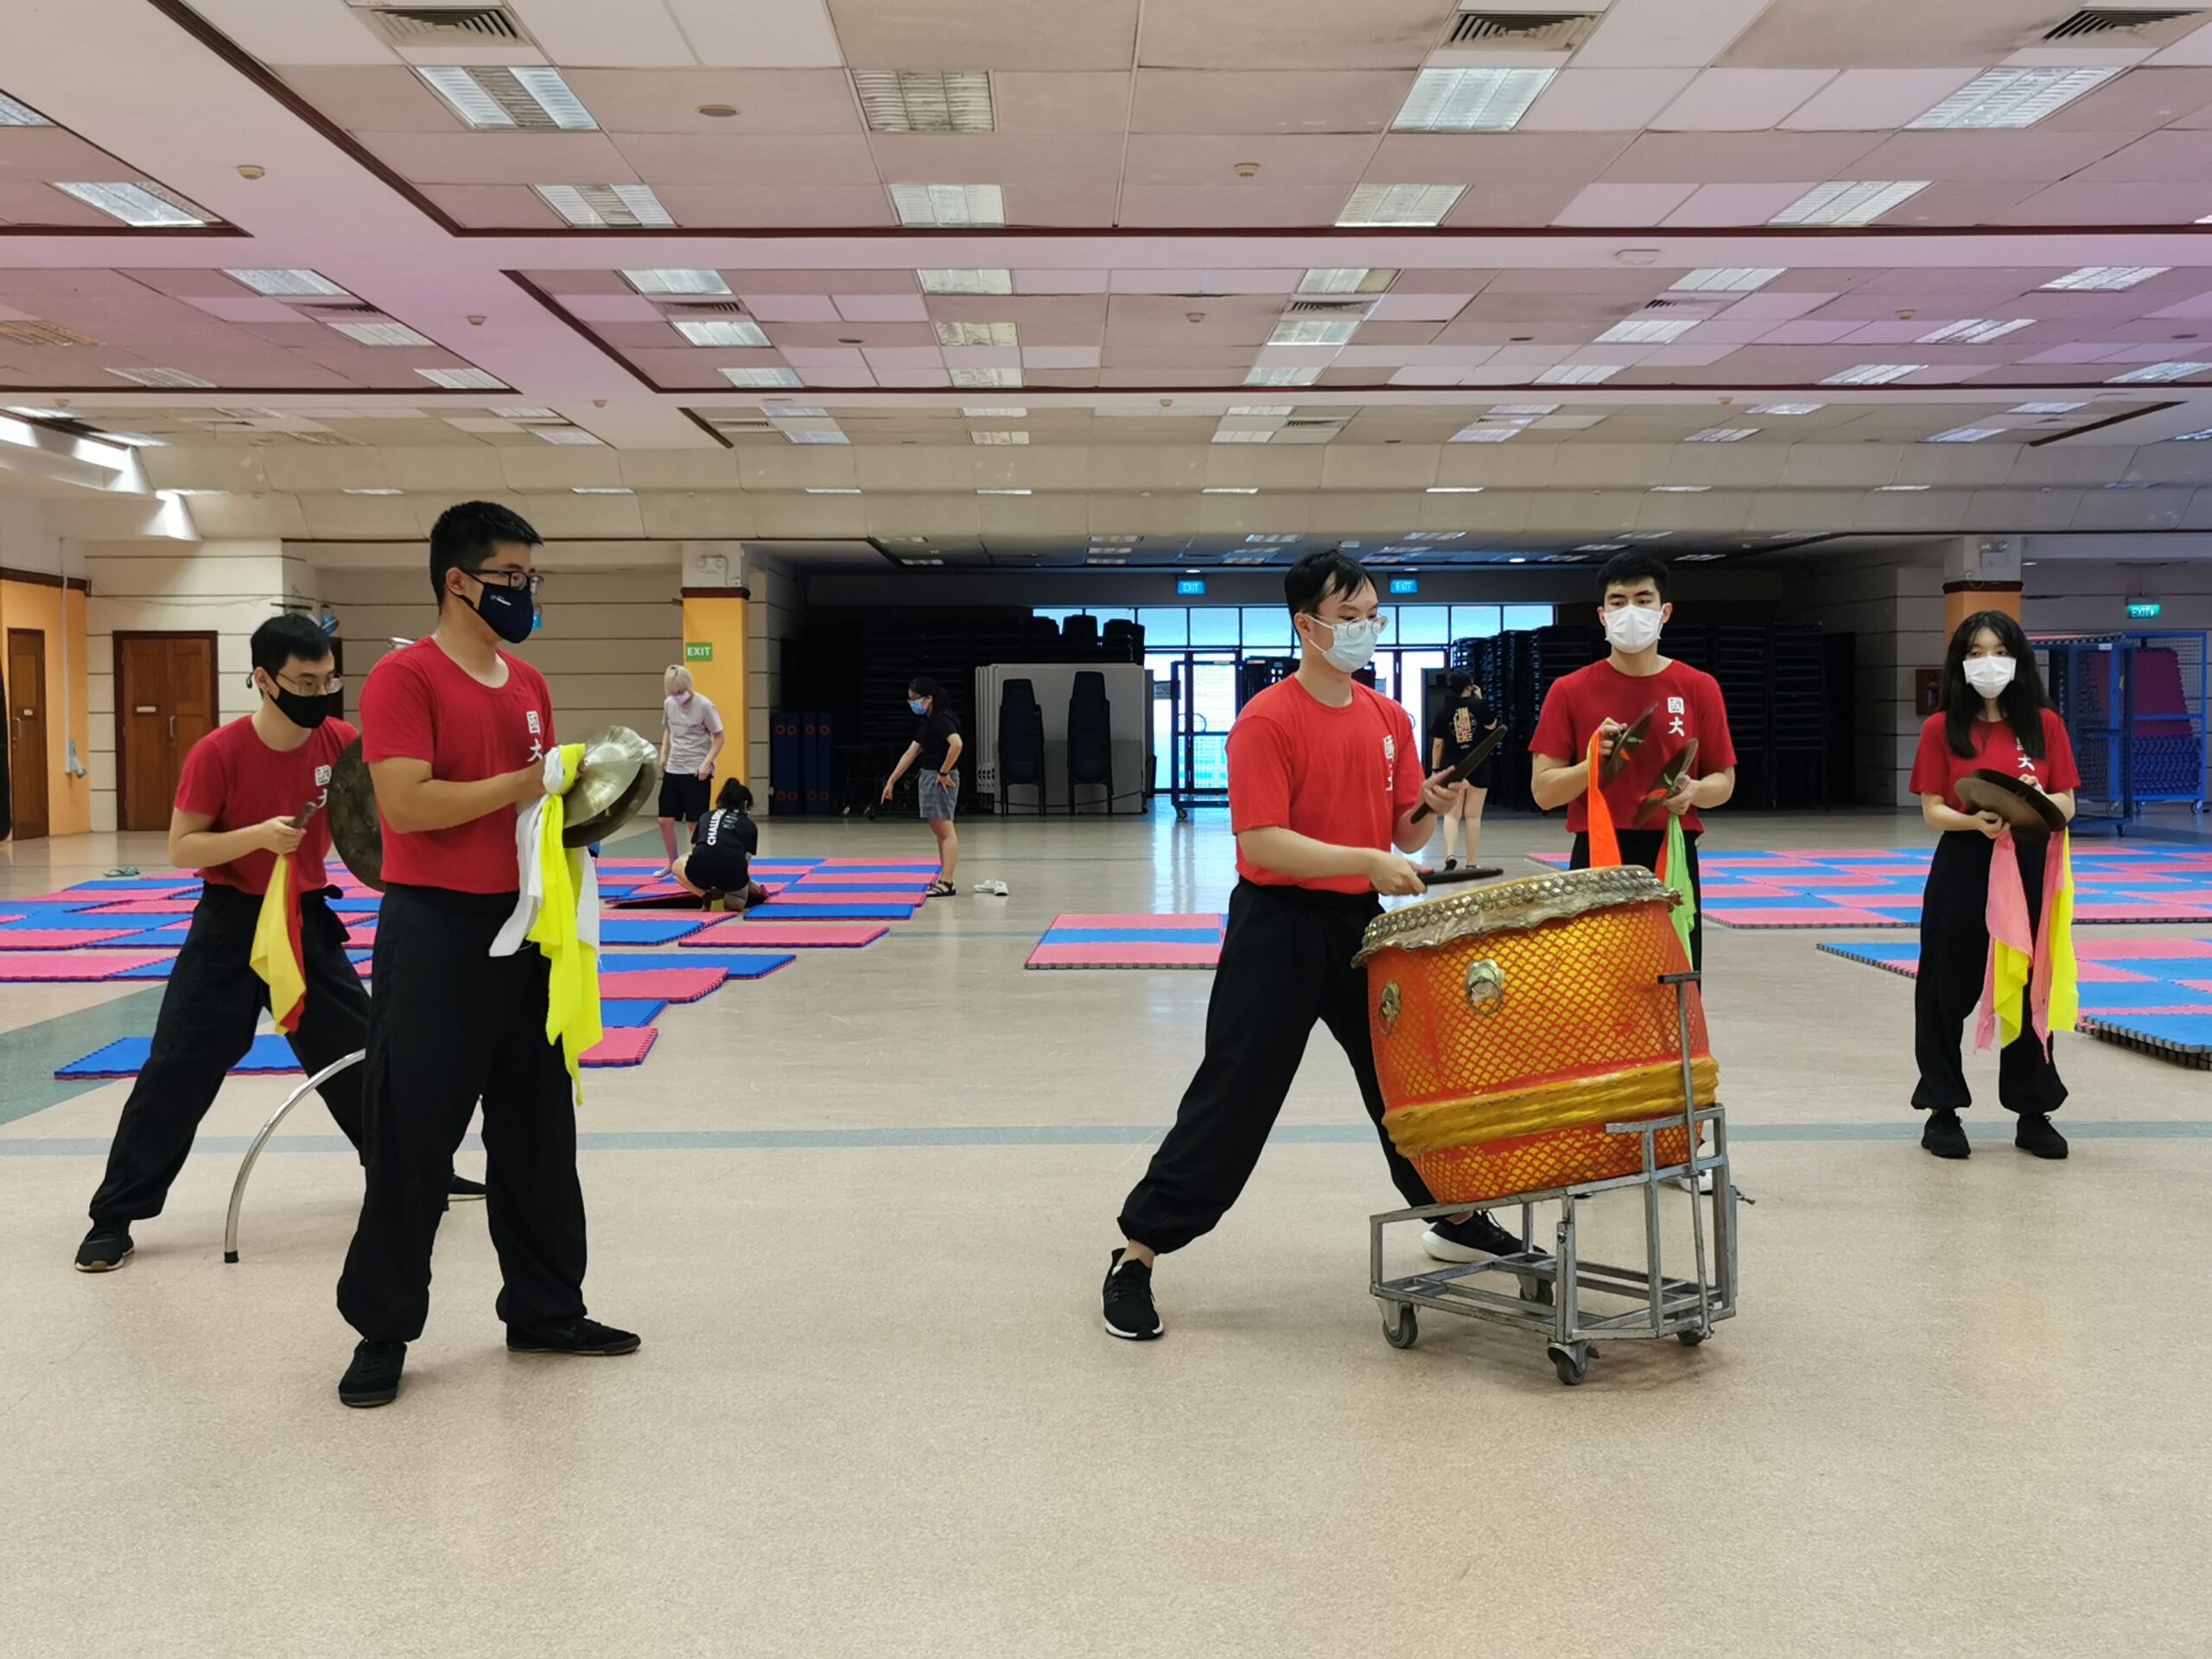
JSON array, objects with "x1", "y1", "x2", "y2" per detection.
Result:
[{"x1": 1148, "y1": 649, "x2": 1239, "y2": 810}]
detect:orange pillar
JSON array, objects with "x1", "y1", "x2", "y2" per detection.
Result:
[
  {"x1": 1944, "y1": 582, "x2": 2021, "y2": 638},
  {"x1": 678, "y1": 587, "x2": 747, "y2": 790}
]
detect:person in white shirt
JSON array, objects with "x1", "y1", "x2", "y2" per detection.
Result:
[{"x1": 656, "y1": 665, "x2": 725, "y2": 876}]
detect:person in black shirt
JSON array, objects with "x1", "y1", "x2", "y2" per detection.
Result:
[
  {"x1": 881, "y1": 676, "x2": 963, "y2": 896},
  {"x1": 1428, "y1": 671, "x2": 1498, "y2": 871},
  {"x1": 674, "y1": 779, "x2": 766, "y2": 910}
]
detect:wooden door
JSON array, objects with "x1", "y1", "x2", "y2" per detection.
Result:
[
  {"x1": 6, "y1": 629, "x2": 48, "y2": 840},
  {"x1": 116, "y1": 632, "x2": 216, "y2": 831}
]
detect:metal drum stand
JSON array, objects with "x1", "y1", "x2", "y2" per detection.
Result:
[
  {"x1": 1368, "y1": 970, "x2": 1741, "y2": 1386},
  {"x1": 222, "y1": 1050, "x2": 365, "y2": 1263}
]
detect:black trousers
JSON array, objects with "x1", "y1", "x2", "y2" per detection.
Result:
[
  {"x1": 88, "y1": 886, "x2": 365, "y2": 1227},
  {"x1": 336, "y1": 885, "x2": 589, "y2": 1343},
  {"x1": 1118, "y1": 880, "x2": 1436, "y2": 1256},
  {"x1": 1913, "y1": 832, "x2": 2067, "y2": 1117},
  {"x1": 1572, "y1": 828, "x2": 1703, "y2": 970}
]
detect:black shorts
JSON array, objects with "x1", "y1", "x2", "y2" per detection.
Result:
[
  {"x1": 1441, "y1": 751, "x2": 1495, "y2": 791},
  {"x1": 658, "y1": 772, "x2": 710, "y2": 821},
  {"x1": 683, "y1": 847, "x2": 750, "y2": 893}
]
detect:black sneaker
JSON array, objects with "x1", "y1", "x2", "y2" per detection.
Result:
[
  {"x1": 445, "y1": 1173, "x2": 487, "y2": 1202},
  {"x1": 1922, "y1": 1109, "x2": 1970, "y2": 1160},
  {"x1": 73, "y1": 1225, "x2": 134, "y2": 1273},
  {"x1": 506, "y1": 1317, "x2": 641, "y2": 1356},
  {"x1": 1102, "y1": 1248, "x2": 1162, "y2": 1340},
  {"x1": 2016, "y1": 1113, "x2": 2069, "y2": 1160},
  {"x1": 1444, "y1": 858, "x2": 1459, "y2": 872},
  {"x1": 1421, "y1": 1210, "x2": 1528, "y2": 1263},
  {"x1": 338, "y1": 1340, "x2": 405, "y2": 1408}
]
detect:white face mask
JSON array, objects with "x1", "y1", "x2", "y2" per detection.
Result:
[
  {"x1": 1963, "y1": 655, "x2": 2016, "y2": 698},
  {"x1": 1305, "y1": 615, "x2": 1382, "y2": 674},
  {"x1": 1603, "y1": 604, "x2": 1664, "y2": 655}
]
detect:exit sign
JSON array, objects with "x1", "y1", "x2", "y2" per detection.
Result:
[
  {"x1": 1389, "y1": 577, "x2": 1421, "y2": 594},
  {"x1": 1177, "y1": 578, "x2": 1206, "y2": 595},
  {"x1": 2127, "y1": 601, "x2": 2162, "y2": 620},
  {"x1": 684, "y1": 641, "x2": 714, "y2": 662}
]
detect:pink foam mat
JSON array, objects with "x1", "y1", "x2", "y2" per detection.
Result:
[
  {"x1": 2078, "y1": 938, "x2": 2212, "y2": 958},
  {"x1": 1048, "y1": 912, "x2": 1224, "y2": 931},
  {"x1": 0, "y1": 927, "x2": 149, "y2": 950},
  {"x1": 1027, "y1": 942, "x2": 1223, "y2": 969},
  {"x1": 1712, "y1": 907, "x2": 1900, "y2": 928},
  {"x1": 584, "y1": 967, "x2": 729, "y2": 1003},
  {"x1": 817, "y1": 859, "x2": 941, "y2": 869},
  {"x1": 0, "y1": 950, "x2": 175, "y2": 981},
  {"x1": 683, "y1": 921, "x2": 887, "y2": 948},
  {"x1": 760, "y1": 890, "x2": 919, "y2": 906},
  {"x1": 793, "y1": 872, "x2": 936, "y2": 887},
  {"x1": 79, "y1": 899, "x2": 201, "y2": 917},
  {"x1": 580, "y1": 1028, "x2": 657, "y2": 1066}
]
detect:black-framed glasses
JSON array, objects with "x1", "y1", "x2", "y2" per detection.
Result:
[
  {"x1": 251, "y1": 671, "x2": 343, "y2": 696},
  {"x1": 472, "y1": 568, "x2": 545, "y2": 596}
]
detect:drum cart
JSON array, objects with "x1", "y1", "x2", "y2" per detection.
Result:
[{"x1": 1368, "y1": 971, "x2": 1741, "y2": 1386}]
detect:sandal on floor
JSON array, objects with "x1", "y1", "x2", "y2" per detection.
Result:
[{"x1": 926, "y1": 880, "x2": 957, "y2": 897}]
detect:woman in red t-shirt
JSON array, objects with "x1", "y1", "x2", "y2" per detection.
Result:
[{"x1": 1906, "y1": 611, "x2": 2078, "y2": 1162}]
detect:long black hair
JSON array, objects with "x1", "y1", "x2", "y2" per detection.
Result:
[
  {"x1": 1942, "y1": 609, "x2": 2050, "y2": 760},
  {"x1": 715, "y1": 779, "x2": 753, "y2": 813}
]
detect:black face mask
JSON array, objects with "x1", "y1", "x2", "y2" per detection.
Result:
[
  {"x1": 467, "y1": 576, "x2": 537, "y2": 645},
  {"x1": 268, "y1": 685, "x2": 330, "y2": 731}
]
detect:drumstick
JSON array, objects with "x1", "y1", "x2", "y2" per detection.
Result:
[
  {"x1": 1408, "y1": 725, "x2": 1504, "y2": 824},
  {"x1": 1415, "y1": 865, "x2": 1498, "y2": 887},
  {"x1": 288, "y1": 798, "x2": 322, "y2": 830}
]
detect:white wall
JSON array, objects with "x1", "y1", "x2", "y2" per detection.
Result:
[
  {"x1": 744, "y1": 552, "x2": 804, "y2": 798},
  {"x1": 320, "y1": 565, "x2": 681, "y2": 743}
]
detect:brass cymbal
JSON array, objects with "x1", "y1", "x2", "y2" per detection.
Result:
[
  {"x1": 563, "y1": 725, "x2": 659, "y2": 848},
  {"x1": 326, "y1": 738, "x2": 384, "y2": 891},
  {"x1": 1957, "y1": 768, "x2": 2065, "y2": 839}
]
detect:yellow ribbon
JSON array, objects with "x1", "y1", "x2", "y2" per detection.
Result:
[
  {"x1": 249, "y1": 852, "x2": 307, "y2": 1034},
  {"x1": 1990, "y1": 833, "x2": 2077, "y2": 1049},
  {"x1": 531, "y1": 743, "x2": 603, "y2": 1094}
]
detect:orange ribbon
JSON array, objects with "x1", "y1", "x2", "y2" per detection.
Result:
[{"x1": 1585, "y1": 728, "x2": 1620, "y2": 868}]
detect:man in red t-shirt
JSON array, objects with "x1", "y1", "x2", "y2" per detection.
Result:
[
  {"x1": 334, "y1": 502, "x2": 638, "y2": 1409},
  {"x1": 1529, "y1": 552, "x2": 1737, "y2": 969},
  {"x1": 1103, "y1": 551, "x2": 1526, "y2": 1342},
  {"x1": 75, "y1": 614, "x2": 397, "y2": 1272}
]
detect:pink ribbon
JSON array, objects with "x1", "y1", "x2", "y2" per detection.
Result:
[{"x1": 1975, "y1": 830, "x2": 2062, "y2": 1058}]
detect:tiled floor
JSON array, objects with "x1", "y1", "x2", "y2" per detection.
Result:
[{"x1": 2, "y1": 810, "x2": 2207, "y2": 1657}]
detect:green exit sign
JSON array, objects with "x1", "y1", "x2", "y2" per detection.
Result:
[
  {"x1": 684, "y1": 641, "x2": 714, "y2": 662},
  {"x1": 2127, "y1": 601, "x2": 2162, "y2": 620}
]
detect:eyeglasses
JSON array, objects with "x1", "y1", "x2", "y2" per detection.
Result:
[
  {"x1": 472, "y1": 568, "x2": 545, "y2": 596},
  {"x1": 252, "y1": 671, "x2": 342, "y2": 696}
]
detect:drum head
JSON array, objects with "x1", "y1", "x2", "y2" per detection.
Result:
[
  {"x1": 1957, "y1": 769, "x2": 2065, "y2": 838},
  {"x1": 326, "y1": 738, "x2": 384, "y2": 892},
  {"x1": 1355, "y1": 864, "x2": 1674, "y2": 964}
]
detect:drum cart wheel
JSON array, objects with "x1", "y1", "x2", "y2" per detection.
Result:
[
  {"x1": 1548, "y1": 1342, "x2": 1593, "y2": 1386},
  {"x1": 1379, "y1": 1301, "x2": 1419, "y2": 1349}
]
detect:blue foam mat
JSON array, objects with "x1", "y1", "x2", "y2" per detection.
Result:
[
  {"x1": 600, "y1": 950, "x2": 792, "y2": 979},
  {"x1": 747, "y1": 904, "x2": 915, "y2": 920}
]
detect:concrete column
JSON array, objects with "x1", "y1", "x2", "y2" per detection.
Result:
[
  {"x1": 1942, "y1": 534, "x2": 2023, "y2": 638},
  {"x1": 677, "y1": 542, "x2": 748, "y2": 789}
]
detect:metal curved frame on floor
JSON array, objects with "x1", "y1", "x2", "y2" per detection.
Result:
[{"x1": 222, "y1": 1049, "x2": 365, "y2": 1264}]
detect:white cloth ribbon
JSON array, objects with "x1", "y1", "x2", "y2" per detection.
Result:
[{"x1": 491, "y1": 750, "x2": 601, "y2": 958}]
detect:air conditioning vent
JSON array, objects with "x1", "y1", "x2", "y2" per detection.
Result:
[
  {"x1": 2043, "y1": 6, "x2": 2201, "y2": 41},
  {"x1": 298, "y1": 301, "x2": 384, "y2": 316},
  {"x1": 657, "y1": 300, "x2": 749, "y2": 315},
  {"x1": 1283, "y1": 298, "x2": 1370, "y2": 315},
  {"x1": 365, "y1": 5, "x2": 523, "y2": 46},
  {"x1": 1447, "y1": 10, "x2": 1600, "y2": 49},
  {"x1": 0, "y1": 318, "x2": 100, "y2": 347},
  {"x1": 1281, "y1": 418, "x2": 1345, "y2": 429},
  {"x1": 709, "y1": 418, "x2": 778, "y2": 433}
]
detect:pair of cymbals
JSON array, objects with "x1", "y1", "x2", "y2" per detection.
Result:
[
  {"x1": 326, "y1": 726, "x2": 661, "y2": 891},
  {"x1": 1956, "y1": 768, "x2": 2067, "y2": 839}
]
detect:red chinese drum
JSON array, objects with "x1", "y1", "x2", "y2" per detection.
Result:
[{"x1": 1356, "y1": 867, "x2": 1718, "y2": 1205}]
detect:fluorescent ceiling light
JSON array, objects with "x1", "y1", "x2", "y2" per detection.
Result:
[
  {"x1": 805, "y1": 486, "x2": 864, "y2": 493},
  {"x1": 784, "y1": 429, "x2": 849, "y2": 444},
  {"x1": 1490, "y1": 404, "x2": 1558, "y2": 416},
  {"x1": 1925, "y1": 426, "x2": 2005, "y2": 442},
  {"x1": 491, "y1": 406, "x2": 563, "y2": 422},
  {"x1": 1875, "y1": 483, "x2": 1931, "y2": 491},
  {"x1": 950, "y1": 366, "x2": 1021, "y2": 389},
  {"x1": 1535, "y1": 364, "x2": 1623, "y2": 385},
  {"x1": 1211, "y1": 429, "x2": 1272, "y2": 443},
  {"x1": 1300, "y1": 267, "x2": 1395, "y2": 295},
  {"x1": 1451, "y1": 427, "x2": 1517, "y2": 443},
  {"x1": 1090, "y1": 535, "x2": 1141, "y2": 543},
  {"x1": 2110, "y1": 361, "x2": 2211, "y2": 384},
  {"x1": 1244, "y1": 533, "x2": 1301, "y2": 544},
  {"x1": 1336, "y1": 184, "x2": 1465, "y2": 228},
  {"x1": 329, "y1": 321, "x2": 435, "y2": 347},
  {"x1": 1391, "y1": 67, "x2": 1555, "y2": 132},
  {"x1": 1671, "y1": 267, "x2": 1783, "y2": 293},
  {"x1": 764, "y1": 404, "x2": 828, "y2": 417},
  {"x1": 722, "y1": 367, "x2": 803, "y2": 388},
  {"x1": 1229, "y1": 404, "x2": 1294, "y2": 416},
  {"x1": 1576, "y1": 543, "x2": 1627, "y2": 553},
  {"x1": 344, "y1": 487, "x2": 403, "y2": 495},
  {"x1": 534, "y1": 428, "x2": 604, "y2": 445},
  {"x1": 572, "y1": 486, "x2": 633, "y2": 493},
  {"x1": 1770, "y1": 181, "x2": 1929, "y2": 227},
  {"x1": 1427, "y1": 486, "x2": 1484, "y2": 493},
  {"x1": 936, "y1": 321, "x2": 1017, "y2": 347},
  {"x1": 1507, "y1": 556, "x2": 1527, "y2": 563},
  {"x1": 2011, "y1": 401, "x2": 2087, "y2": 415},
  {"x1": 1823, "y1": 363, "x2": 1925, "y2": 386},
  {"x1": 976, "y1": 487, "x2": 1032, "y2": 495},
  {"x1": 622, "y1": 269, "x2": 729, "y2": 296},
  {"x1": 1597, "y1": 319, "x2": 1694, "y2": 344},
  {"x1": 534, "y1": 184, "x2": 673, "y2": 228},
  {"x1": 1268, "y1": 318, "x2": 1358, "y2": 346},
  {"x1": 1244, "y1": 365, "x2": 1320, "y2": 386},
  {"x1": 1086, "y1": 556, "x2": 1126, "y2": 564},
  {"x1": 1687, "y1": 427, "x2": 1758, "y2": 442},
  {"x1": 417, "y1": 66, "x2": 595, "y2": 130},
  {"x1": 226, "y1": 268, "x2": 346, "y2": 297},
  {"x1": 962, "y1": 405, "x2": 1025, "y2": 417},
  {"x1": 54, "y1": 182, "x2": 205, "y2": 227},
  {"x1": 0, "y1": 91, "x2": 51, "y2": 125},
  {"x1": 1751, "y1": 403, "x2": 1824, "y2": 415},
  {"x1": 1649, "y1": 485, "x2": 1710, "y2": 493},
  {"x1": 417, "y1": 367, "x2": 505, "y2": 390},
  {"x1": 674, "y1": 318, "x2": 770, "y2": 347},
  {"x1": 2043, "y1": 265, "x2": 2166, "y2": 291},
  {"x1": 1620, "y1": 531, "x2": 1673, "y2": 540},
  {"x1": 1917, "y1": 318, "x2": 2032, "y2": 345},
  {"x1": 1403, "y1": 531, "x2": 1462, "y2": 543},
  {"x1": 106, "y1": 366, "x2": 214, "y2": 388},
  {"x1": 853, "y1": 70, "x2": 994, "y2": 134},
  {"x1": 1910, "y1": 67, "x2": 2118, "y2": 130},
  {"x1": 969, "y1": 430, "x2": 1028, "y2": 444},
  {"x1": 1205, "y1": 486, "x2": 1261, "y2": 493},
  {"x1": 918, "y1": 268, "x2": 1013, "y2": 296},
  {"x1": 1222, "y1": 556, "x2": 1272, "y2": 564},
  {"x1": 158, "y1": 488, "x2": 227, "y2": 497},
  {"x1": 1675, "y1": 553, "x2": 1727, "y2": 563},
  {"x1": 889, "y1": 183, "x2": 1004, "y2": 228},
  {"x1": 2171, "y1": 428, "x2": 2212, "y2": 442}
]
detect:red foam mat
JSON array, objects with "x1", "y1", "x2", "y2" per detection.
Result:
[
  {"x1": 682, "y1": 920, "x2": 887, "y2": 948},
  {"x1": 0, "y1": 950, "x2": 175, "y2": 981},
  {"x1": 0, "y1": 927, "x2": 149, "y2": 950},
  {"x1": 1027, "y1": 941, "x2": 1222, "y2": 969}
]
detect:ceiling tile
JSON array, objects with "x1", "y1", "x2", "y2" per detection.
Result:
[
  {"x1": 2073, "y1": 130, "x2": 2212, "y2": 183},
  {"x1": 560, "y1": 70, "x2": 861, "y2": 133},
  {"x1": 1129, "y1": 68, "x2": 1411, "y2": 134},
  {"x1": 1366, "y1": 131, "x2": 1633, "y2": 181},
  {"x1": 1997, "y1": 181, "x2": 2212, "y2": 225},
  {"x1": 1661, "y1": 181, "x2": 1819, "y2": 226},
  {"x1": 1573, "y1": 0, "x2": 1770, "y2": 69},
  {"x1": 278, "y1": 67, "x2": 466, "y2": 134},
  {"x1": 190, "y1": 0, "x2": 392, "y2": 66},
  {"x1": 1122, "y1": 134, "x2": 1382, "y2": 187},
  {"x1": 1652, "y1": 68, "x2": 1834, "y2": 130},
  {"x1": 609, "y1": 132, "x2": 882, "y2": 184},
  {"x1": 992, "y1": 73, "x2": 1135, "y2": 132},
  {"x1": 866, "y1": 132, "x2": 1127, "y2": 187},
  {"x1": 2041, "y1": 66, "x2": 2212, "y2": 130},
  {"x1": 362, "y1": 131, "x2": 638, "y2": 187},
  {"x1": 509, "y1": 0, "x2": 696, "y2": 67},
  {"x1": 1553, "y1": 181, "x2": 1700, "y2": 226},
  {"x1": 653, "y1": 184, "x2": 896, "y2": 225},
  {"x1": 667, "y1": 0, "x2": 844, "y2": 67},
  {"x1": 1116, "y1": 184, "x2": 1351, "y2": 226},
  {"x1": 416, "y1": 183, "x2": 569, "y2": 227},
  {"x1": 1852, "y1": 129, "x2": 2136, "y2": 181},
  {"x1": 1777, "y1": 68, "x2": 1986, "y2": 130},
  {"x1": 1521, "y1": 67, "x2": 1700, "y2": 131},
  {"x1": 828, "y1": 0, "x2": 1140, "y2": 71},
  {"x1": 1600, "y1": 130, "x2": 1882, "y2": 182},
  {"x1": 1137, "y1": 0, "x2": 1446, "y2": 70}
]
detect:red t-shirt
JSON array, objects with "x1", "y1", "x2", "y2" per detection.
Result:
[
  {"x1": 1909, "y1": 709, "x2": 2079, "y2": 812},
  {"x1": 175, "y1": 714, "x2": 357, "y2": 895},
  {"x1": 360, "y1": 639, "x2": 554, "y2": 893},
  {"x1": 1228, "y1": 678, "x2": 1422, "y2": 893},
  {"x1": 1530, "y1": 658, "x2": 1737, "y2": 835}
]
